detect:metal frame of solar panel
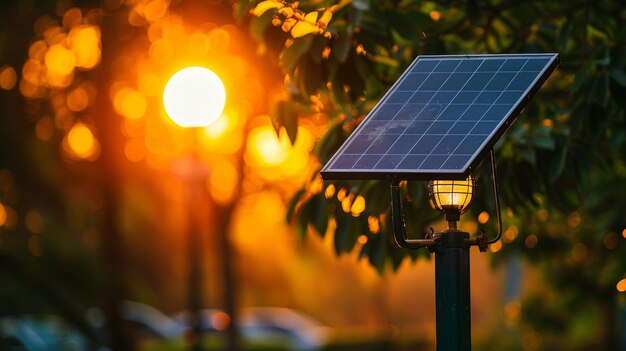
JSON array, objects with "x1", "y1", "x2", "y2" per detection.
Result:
[{"x1": 321, "y1": 53, "x2": 559, "y2": 181}]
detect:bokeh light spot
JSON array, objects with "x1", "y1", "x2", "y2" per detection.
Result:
[
  {"x1": 125, "y1": 139, "x2": 146, "y2": 163},
  {"x1": 0, "y1": 203, "x2": 7, "y2": 226},
  {"x1": 25, "y1": 209, "x2": 44, "y2": 234},
  {"x1": 477, "y1": 211, "x2": 489, "y2": 224},
  {"x1": 211, "y1": 311, "x2": 230, "y2": 331},
  {"x1": 350, "y1": 195, "x2": 365, "y2": 217},
  {"x1": 525, "y1": 234, "x2": 538, "y2": 249},
  {"x1": 66, "y1": 123, "x2": 98, "y2": 160},
  {"x1": 163, "y1": 67, "x2": 226, "y2": 127},
  {"x1": 69, "y1": 25, "x2": 101, "y2": 69},
  {"x1": 67, "y1": 86, "x2": 89, "y2": 111},
  {"x1": 45, "y1": 44, "x2": 75, "y2": 76},
  {"x1": 489, "y1": 240, "x2": 502, "y2": 252},
  {"x1": 248, "y1": 127, "x2": 289, "y2": 166},
  {"x1": 208, "y1": 159, "x2": 238, "y2": 205},
  {"x1": 120, "y1": 90, "x2": 147, "y2": 120},
  {"x1": 0, "y1": 65, "x2": 17, "y2": 90},
  {"x1": 570, "y1": 243, "x2": 587, "y2": 262}
]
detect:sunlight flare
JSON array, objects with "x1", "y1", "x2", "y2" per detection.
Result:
[{"x1": 163, "y1": 66, "x2": 226, "y2": 127}]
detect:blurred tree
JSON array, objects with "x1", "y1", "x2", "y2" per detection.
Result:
[
  {"x1": 247, "y1": 0, "x2": 626, "y2": 349},
  {"x1": 0, "y1": 0, "x2": 275, "y2": 350}
]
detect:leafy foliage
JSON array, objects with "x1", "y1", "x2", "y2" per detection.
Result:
[{"x1": 248, "y1": 0, "x2": 626, "y2": 348}]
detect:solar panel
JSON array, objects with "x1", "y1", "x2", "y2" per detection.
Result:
[{"x1": 320, "y1": 53, "x2": 559, "y2": 180}]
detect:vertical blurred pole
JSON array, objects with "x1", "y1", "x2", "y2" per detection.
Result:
[
  {"x1": 216, "y1": 204, "x2": 239, "y2": 351},
  {"x1": 435, "y1": 230, "x2": 471, "y2": 351},
  {"x1": 94, "y1": 8, "x2": 132, "y2": 351},
  {"x1": 187, "y1": 135, "x2": 205, "y2": 351}
]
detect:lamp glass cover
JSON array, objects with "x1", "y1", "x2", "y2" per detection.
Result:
[{"x1": 429, "y1": 176, "x2": 474, "y2": 214}]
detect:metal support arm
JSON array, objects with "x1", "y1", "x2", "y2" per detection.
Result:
[
  {"x1": 389, "y1": 149, "x2": 503, "y2": 252},
  {"x1": 389, "y1": 176, "x2": 437, "y2": 249},
  {"x1": 466, "y1": 149, "x2": 503, "y2": 252}
]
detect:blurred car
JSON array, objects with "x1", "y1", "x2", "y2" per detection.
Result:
[
  {"x1": 0, "y1": 315, "x2": 91, "y2": 351},
  {"x1": 175, "y1": 307, "x2": 329, "y2": 350}
]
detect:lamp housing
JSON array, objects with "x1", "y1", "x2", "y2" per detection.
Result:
[{"x1": 428, "y1": 176, "x2": 475, "y2": 224}]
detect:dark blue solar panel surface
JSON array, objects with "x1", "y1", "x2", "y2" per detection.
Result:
[{"x1": 321, "y1": 54, "x2": 559, "y2": 180}]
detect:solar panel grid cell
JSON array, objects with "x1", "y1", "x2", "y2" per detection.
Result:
[{"x1": 321, "y1": 54, "x2": 559, "y2": 180}]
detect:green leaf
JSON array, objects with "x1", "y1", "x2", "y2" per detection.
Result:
[
  {"x1": 610, "y1": 68, "x2": 626, "y2": 87},
  {"x1": 332, "y1": 35, "x2": 351, "y2": 63},
  {"x1": 548, "y1": 145, "x2": 568, "y2": 182},
  {"x1": 309, "y1": 194, "x2": 329, "y2": 236},
  {"x1": 334, "y1": 213, "x2": 352, "y2": 255},
  {"x1": 286, "y1": 188, "x2": 306, "y2": 223},
  {"x1": 249, "y1": 11, "x2": 274, "y2": 41},
  {"x1": 517, "y1": 145, "x2": 536, "y2": 164},
  {"x1": 281, "y1": 36, "x2": 313, "y2": 73},
  {"x1": 530, "y1": 135, "x2": 556, "y2": 150}
]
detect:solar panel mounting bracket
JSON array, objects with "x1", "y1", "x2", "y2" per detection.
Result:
[{"x1": 390, "y1": 149, "x2": 503, "y2": 252}]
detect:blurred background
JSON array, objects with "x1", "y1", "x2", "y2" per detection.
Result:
[{"x1": 1, "y1": 0, "x2": 626, "y2": 350}]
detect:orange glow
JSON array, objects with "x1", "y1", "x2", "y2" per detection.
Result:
[
  {"x1": 28, "y1": 40, "x2": 47, "y2": 61},
  {"x1": 125, "y1": 139, "x2": 146, "y2": 162},
  {"x1": 163, "y1": 67, "x2": 226, "y2": 127},
  {"x1": 45, "y1": 44, "x2": 75, "y2": 76},
  {"x1": 537, "y1": 208, "x2": 548, "y2": 221},
  {"x1": 603, "y1": 232, "x2": 619, "y2": 250},
  {"x1": 429, "y1": 11, "x2": 442, "y2": 21},
  {"x1": 0, "y1": 203, "x2": 6, "y2": 226},
  {"x1": 477, "y1": 211, "x2": 489, "y2": 224},
  {"x1": 248, "y1": 127, "x2": 289, "y2": 166},
  {"x1": 617, "y1": 278, "x2": 626, "y2": 293},
  {"x1": 341, "y1": 197, "x2": 352, "y2": 213},
  {"x1": 324, "y1": 184, "x2": 336, "y2": 199},
  {"x1": 35, "y1": 117, "x2": 55, "y2": 141},
  {"x1": 203, "y1": 113, "x2": 230, "y2": 139},
  {"x1": 142, "y1": 0, "x2": 168, "y2": 22},
  {"x1": 567, "y1": 211, "x2": 581, "y2": 228},
  {"x1": 25, "y1": 210, "x2": 44, "y2": 234},
  {"x1": 208, "y1": 159, "x2": 239, "y2": 205},
  {"x1": 503, "y1": 226, "x2": 518, "y2": 242},
  {"x1": 68, "y1": 25, "x2": 101, "y2": 69},
  {"x1": 211, "y1": 311, "x2": 230, "y2": 331},
  {"x1": 367, "y1": 216, "x2": 380, "y2": 234},
  {"x1": 0, "y1": 65, "x2": 17, "y2": 90},
  {"x1": 67, "y1": 86, "x2": 89, "y2": 112},
  {"x1": 337, "y1": 188, "x2": 347, "y2": 202},
  {"x1": 570, "y1": 243, "x2": 587, "y2": 262},
  {"x1": 525, "y1": 234, "x2": 538, "y2": 248},
  {"x1": 489, "y1": 240, "x2": 502, "y2": 252},
  {"x1": 62, "y1": 7, "x2": 83, "y2": 29},
  {"x1": 149, "y1": 39, "x2": 174, "y2": 64},
  {"x1": 357, "y1": 234, "x2": 368, "y2": 245},
  {"x1": 351, "y1": 195, "x2": 365, "y2": 216},
  {"x1": 65, "y1": 123, "x2": 98, "y2": 160},
  {"x1": 138, "y1": 72, "x2": 161, "y2": 97},
  {"x1": 22, "y1": 59, "x2": 43, "y2": 85},
  {"x1": 542, "y1": 119, "x2": 553, "y2": 128},
  {"x1": 115, "y1": 89, "x2": 147, "y2": 120}
]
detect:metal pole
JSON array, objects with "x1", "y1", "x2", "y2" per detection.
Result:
[{"x1": 435, "y1": 230, "x2": 471, "y2": 351}]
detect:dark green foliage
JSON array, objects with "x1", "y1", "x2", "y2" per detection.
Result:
[{"x1": 250, "y1": 0, "x2": 626, "y2": 348}]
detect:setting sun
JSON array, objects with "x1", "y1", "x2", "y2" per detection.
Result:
[{"x1": 163, "y1": 66, "x2": 226, "y2": 127}]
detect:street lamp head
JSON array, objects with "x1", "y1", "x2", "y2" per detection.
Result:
[
  {"x1": 428, "y1": 175, "x2": 475, "y2": 226},
  {"x1": 163, "y1": 66, "x2": 226, "y2": 128}
]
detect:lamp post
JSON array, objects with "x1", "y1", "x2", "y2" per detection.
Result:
[
  {"x1": 390, "y1": 150, "x2": 503, "y2": 351},
  {"x1": 163, "y1": 66, "x2": 226, "y2": 351}
]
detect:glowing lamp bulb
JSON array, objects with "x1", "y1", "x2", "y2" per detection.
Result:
[
  {"x1": 429, "y1": 175, "x2": 475, "y2": 223},
  {"x1": 163, "y1": 67, "x2": 226, "y2": 127}
]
